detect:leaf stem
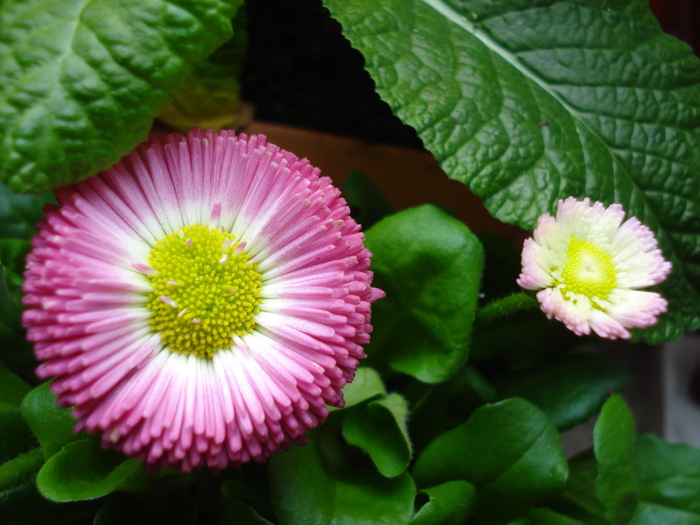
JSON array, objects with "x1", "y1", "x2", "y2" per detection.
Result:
[
  {"x1": 0, "y1": 448, "x2": 44, "y2": 491},
  {"x1": 475, "y1": 292, "x2": 539, "y2": 326}
]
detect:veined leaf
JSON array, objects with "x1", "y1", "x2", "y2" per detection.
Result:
[
  {"x1": 324, "y1": 0, "x2": 700, "y2": 342},
  {"x1": 0, "y1": 0, "x2": 242, "y2": 193}
]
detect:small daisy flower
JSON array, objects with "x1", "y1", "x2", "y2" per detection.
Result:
[
  {"x1": 22, "y1": 129, "x2": 384, "y2": 471},
  {"x1": 517, "y1": 197, "x2": 671, "y2": 339}
]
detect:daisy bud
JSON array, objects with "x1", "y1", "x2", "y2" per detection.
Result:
[{"x1": 517, "y1": 197, "x2": 671, "y2": 339}]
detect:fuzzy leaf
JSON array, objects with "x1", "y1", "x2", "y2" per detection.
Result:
[
  {"x1": 36, "y1": 439, "x2": 143, "y2": 502},
  {"x1": 324, "y1": 0, "x2": 700, "y2": 342},
  {"x1": 0, "y1": 0, "x2": 242, "y2": 193},
  {"x1": 21, "y1": 383, "x2": 84, "y2": 460}
]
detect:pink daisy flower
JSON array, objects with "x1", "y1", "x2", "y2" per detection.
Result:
[
  {"x1": 21, "y1": 129, "x2": 383, "y2": 471},
  {"x1": 517, "y1": 197, "x2": 671, "y2": 339}
]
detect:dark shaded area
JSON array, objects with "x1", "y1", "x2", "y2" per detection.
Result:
[
  {"x1": 242, "y1": 0, "x2": 699, "y2": 147},
  {"x1": 241, "y1": 0, "x2": 423, "y2": 149}
]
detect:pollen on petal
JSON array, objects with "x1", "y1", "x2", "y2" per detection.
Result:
[
  {"x1": 21, "y1": 128, "x2": 383, "y2": 472},
  {"x1": 518, "y1": 197, "x2": 671, "y2": 340}
]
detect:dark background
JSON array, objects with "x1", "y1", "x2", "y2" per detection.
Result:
[{"x1": 241, "y1": 0, "x2": 698, "y2": 149}]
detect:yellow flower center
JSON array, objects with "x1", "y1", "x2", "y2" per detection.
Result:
[
  {"x1": 146, "y1": 224, "x2": 262, "y2": 358},
  {"x1": 560, "y1": 237, "x2": 617, "y2": 300}
]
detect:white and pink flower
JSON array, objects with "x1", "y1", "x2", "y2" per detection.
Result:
[
  {"x1": 517, "y1": 197, "x2": 671, "y2": 339},
  {"x1": 22, "y1": 129, "x2": 383, "y2": 471}
]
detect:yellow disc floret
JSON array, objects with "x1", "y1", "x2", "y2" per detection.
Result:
[
  {"x1": 559, "y1": 237, "x2": 617, "y2": 300},
  {"x1": 146, "y1": 224, "x2": 262, "y2": 358}
]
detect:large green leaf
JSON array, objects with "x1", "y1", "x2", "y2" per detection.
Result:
[
  {"x1": 413, "y1": 397, "x2": 569, "y2": 523},
  {"x1": 495, "y1": 354, "x2": 630, "y2": 431},
  {"x1": 631, "y1": 434, "x2": 700, "y2": 520},
  {"x1": 0, "y1": 0, "x2": 242, "y2": 193},
  {"x1": 593, "y1": 394, "x2": 639, "y2": 524},
  {"x1": 323, "y1": 0, "x2": 700, "y2": 342},
  {"x1": 268, "y1": 432, "x2": 416, "y2": 525},
  {"x1": 365, "y1": 205, "x2": 483, "y2": 383}
]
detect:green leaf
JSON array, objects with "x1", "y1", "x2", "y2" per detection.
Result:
[
  {"x1": 547, "y1": 451, "x2": 607, "y2": 525},
  {"x1": 344, "y1": 171, "x2": 394, "y2": 230},
  {"x1": 0, "y1": 239, "x2": 31, "y2": 289},
  {"x1": 594, "y1": 394, "x2": 639, "y2": 524},
  {"x1": 0, "y1": 0, "x2": 242, "y2": 193},
  {"x1": 0, "y1": 265, "x2": 24, "y2": 342},
  {"x1": 0, "y1": 449, "x2": 100, "y2": 524},
  {"x1": 470, "y1": 312, "x2": 582, "y2": 367},
  {"x1": 548, "y1": 451, "x2": 607, "y2": 525},
  {"x1": 632, "y1": 434, "x2": 700, "y2": 518},
  {"x1": 496, "y1": 354, "x2": 630, "y2": 431},
  {"x1": 342, "y1": 393, "x2": 412, "y2": 477},
  {"x1": 0, "y1": 448, "x2": 43, "y2": 493},
  {"x1": 158, "y1": 4, "x2": 248, "y2": 132},
  {"x1": 413, "y1": 397, "x2": 569, "y2": 523},
  {"x1": 365, "y1": 205, "x2": 483, "y2": 383},
  {"x1": 629, "y1": 502, "x2": 700, "y2": 525},
  {"x1": 335, "y1": 367, "x2": 386, "y2": 410},
  {"x1": 21, "y1": 383, "x2": 84, "y2": 459},
  {"x1": 323, "y1": 0, "x2": 700, "y2": 343},
  {"x1": 268, "y1": 432, "x2": 416, "y2": 525},
  {"x1": 0, "y1": 181, "x2": 54, "y2": 240},
  {"x1": 412, "y1": 480, "x2": 476, "y2": 525},
  {"x1": 36, "y1": 439, "x2": 143, "y2": 502}
]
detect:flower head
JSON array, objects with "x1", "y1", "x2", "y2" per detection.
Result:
[
  {"x1": 517, "y1": 197, "x2": 671, "y2": 339},
  {"x1": 22, "y1": 129, "x2": 384, "y2": 471}
]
